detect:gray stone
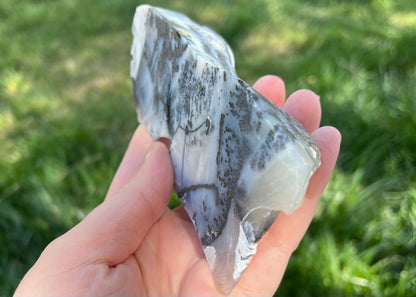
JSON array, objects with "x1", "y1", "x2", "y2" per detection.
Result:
[{"x1": 130, "y1": 5, "x2": 321, "y2": 294}]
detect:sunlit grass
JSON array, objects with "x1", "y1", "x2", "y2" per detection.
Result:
[{"x1": 1, "y1": 0, "x2": 415, "y2": 295}]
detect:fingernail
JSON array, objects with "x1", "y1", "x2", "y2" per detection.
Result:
[{"x1": 144, "y1": 143, "x2": 156, "y2": 161}]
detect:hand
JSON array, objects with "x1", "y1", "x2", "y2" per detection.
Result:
[{"x1": 14, "y1": 75, "x2": 341, "y2": 296}]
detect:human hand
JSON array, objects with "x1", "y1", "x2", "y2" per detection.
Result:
[{"x1": 14, "y1": 75, "x2": 341, "y2": 296}]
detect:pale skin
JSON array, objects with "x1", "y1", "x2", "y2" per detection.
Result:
[{"x1": 14, "y1": 75, "x2": 341, "y2": 296}]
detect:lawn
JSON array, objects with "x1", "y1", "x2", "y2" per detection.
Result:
[{"x1": 1, "y1": 0, "x2": 415, "y2": 295}]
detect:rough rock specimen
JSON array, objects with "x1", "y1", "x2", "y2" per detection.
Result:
[{"x1": 130, "y1": 5, "x2": 321, "y2": 294}]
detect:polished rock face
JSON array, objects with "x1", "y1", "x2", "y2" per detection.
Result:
[{"x1": 130, "y1": 5, "x2": 321, "y2": 294}]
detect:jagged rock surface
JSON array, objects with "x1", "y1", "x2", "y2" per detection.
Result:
[{"x1": 130, "y1": 5, "x2": 321, "y2": 294}]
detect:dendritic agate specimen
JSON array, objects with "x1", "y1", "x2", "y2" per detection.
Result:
[{"x1": 130, "y1": 5, "x2": 321, "y2": 294}]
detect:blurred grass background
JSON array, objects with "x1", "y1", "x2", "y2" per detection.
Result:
[{"x1": 1, "y1": 0, "x2": 415, "y2": 295}]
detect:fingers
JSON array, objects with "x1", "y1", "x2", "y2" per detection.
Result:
[
  {"x1": 254, "y1": 76, "x2": 321, "y2": 134},
  {"x1": 239, "y1": 75, "x2": 339, "y2": 296},
  {"x1": 284, "y1": 90, "x2": 321, "y2": 133},
  {"x1": 106, "y1": 125, "x2": 154, "y2": 199},
  {"x1": 253, "y1": 75, "x2": 286, "y2": 108},
  {"x1": 262, "y1": 126, "x2": 341, "y2": 253},
  {"x1": 237, "y1": 126, "x2": 341, "y2": 296},
  {"x1": 61, "y1": 141, "x2": 174, "y2": 266},
  {"x1": 306, "y1": 127, "x2": 342, "y2": 200}
]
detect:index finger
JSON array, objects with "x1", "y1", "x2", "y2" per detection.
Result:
[
  {"x1": 253, "y1": 75, "x2": 286, "y2": 108},
  {"x1": 105, "y1": 125, "x2": 154, "y2": 199}
]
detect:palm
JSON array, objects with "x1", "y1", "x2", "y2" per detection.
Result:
[
  {"x1": 132, "y1": 208, "x2": 214, "y2": 296},
  {"x1": 14, "y1": 76, "x2": 340, "y2": 297},
  {"x1": 104, "y1": 75, "x2": 340, "y2": 296},
  {"x1": 120, "y1": 206, "x2": 255, "y2": 296}
]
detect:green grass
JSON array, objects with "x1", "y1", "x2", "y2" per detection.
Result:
[{"x1": 1, "y1": 0, "x2": 415, "y2": 295}]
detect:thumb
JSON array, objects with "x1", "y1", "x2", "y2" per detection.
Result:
[{"x1": 60, "y1": 141, "x2": 174, "y2": 265}]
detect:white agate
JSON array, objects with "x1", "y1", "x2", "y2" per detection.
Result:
[{"x1": 130, "y1": 5, "x2": 321, "y2": 294}]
